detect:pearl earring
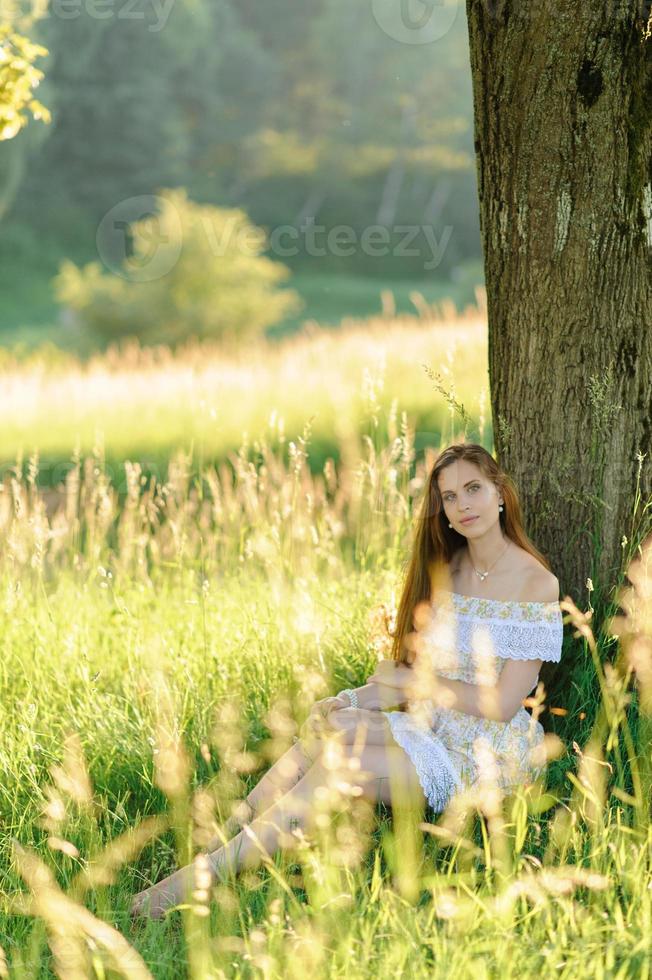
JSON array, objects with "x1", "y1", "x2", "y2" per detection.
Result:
[{"x1": 499, "y1": 504, "x2": 504, "y2": 512}]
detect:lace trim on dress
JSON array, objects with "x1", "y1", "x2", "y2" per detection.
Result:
[
  {"x1": 385, "y1": 712, "x2": 463, "y2": 812},
  {"x1": 454, "y1": 617, "x2": 562, "y2": 662},
  {"x1": 428, "y1": 590, "x2": 564, "y2": 664}
]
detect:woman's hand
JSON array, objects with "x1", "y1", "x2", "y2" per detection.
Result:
[
  {"x1": 301, "y1": 695, "x2": 350, "y2": 738},
  {"x1": 367, "y1": 658, "x2": 434, "y2": 708}
]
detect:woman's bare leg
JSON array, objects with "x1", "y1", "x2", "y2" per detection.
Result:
[
  {"x1": 325, "y1": 707, "x2": 398, "y2": 748},
  {"x1": 131, "y1": 729, "x2": 427, "y2": 920},
  {"x1": 208, "y1": 708, "x2": 389, "y2": 845},
  {"x1": 206, "y1": 737, "x2": 320, "y2": 848}
]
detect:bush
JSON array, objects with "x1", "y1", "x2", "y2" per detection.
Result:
[{"x1": 52, "y1": 188, "x2": 303, "y2": 349}]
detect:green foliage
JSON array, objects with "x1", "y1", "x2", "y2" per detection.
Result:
[
  {"x1": 52, "y1": 188, "x2": 304, "y2": 349},
  {"x1": 2, "y1": 0, "x2": 480, "y2": 305},
  {"x1": 0, "y1": 24, "x2": 50, "y2": 141},
  {"x1": 0, "y1": 0, "x2": 484, "y2": 343}
]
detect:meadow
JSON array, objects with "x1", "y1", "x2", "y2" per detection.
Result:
[
  {"x1": 0, "y1": 302, "x2": 651, "y2": 978},
  {"x1": 0, "y1": 222, "x2": 484, "y2": 351},
  {"x1": 0, "y1": 292, "x2": 488, "y2": 491}
]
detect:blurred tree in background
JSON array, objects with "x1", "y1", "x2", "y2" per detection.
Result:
[
  {"x1": 0, "y1": 25, "x2": 50, "y2": 141},
  {"x1": 2, "y1": 0, "x2": 479, "y2": 287},
  {"x1": 52, "y1": 188, "x2": 303, "y2": 349},
  {"x1": 0, "y1": 1, "x2": 50, "y2": 225}
]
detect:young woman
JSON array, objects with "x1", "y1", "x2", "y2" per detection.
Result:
[{"x1": 131, "y1": 442, "x2": 563, "y2": 919}]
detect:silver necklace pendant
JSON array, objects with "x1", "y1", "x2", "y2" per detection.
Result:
[{"x1": 471, "y1": 539, "x2": 509, "y2": 583}]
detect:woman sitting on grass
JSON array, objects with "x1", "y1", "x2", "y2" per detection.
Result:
[{"x1": 131, "y1": 441, "x2": 563, "y2": 920}]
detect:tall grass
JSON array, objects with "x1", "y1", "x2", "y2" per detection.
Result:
[
  {"x1": 0, "y1": 294, "x2": 488, "y2": 488},
  {"x1": 1, "y1": 383, "x2": 651, "y2": 978}
]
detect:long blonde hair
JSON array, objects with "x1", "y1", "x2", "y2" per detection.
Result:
[{"x1": 390, "y1": 442, "x2": 552, "y2": 662}]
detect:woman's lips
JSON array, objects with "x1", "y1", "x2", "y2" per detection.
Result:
[{"x1": 460, "y1": 516, "x2": 478, "y2": 525}]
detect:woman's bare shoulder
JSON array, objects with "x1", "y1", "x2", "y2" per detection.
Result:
[
  {"x1": 510, "y1": 548, "x2": 559, "y2": 601},
  {"x1": 522, "y1": 565, "x2": 560, "y2": 602}
]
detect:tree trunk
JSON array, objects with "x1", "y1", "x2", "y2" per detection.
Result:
[{"x1": 465, "y1": 0, "x2": 652, "y2": 606}]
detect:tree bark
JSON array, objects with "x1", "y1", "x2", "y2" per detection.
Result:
[{"x1": 465, "y1": 0, "x2": 652, "y2": 605}]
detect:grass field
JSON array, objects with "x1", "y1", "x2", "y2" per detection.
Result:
[
  {"x1": 264, "y1": 264, "x2": 485, "y2": 338},
  {"x1": 1, "y1": 301, "x2": 651, "y2": 978},
  {"x1": 0, "y1": 297, "x2": 489, "y2": 491}
]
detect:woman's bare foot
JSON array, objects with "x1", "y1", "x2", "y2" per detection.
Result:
[
  {"x1": 130, "y1": 866, "x2": 192, "y2": 921},
  {"x1": 131, "y1": 739, "x2": 323, "y2": 921}
]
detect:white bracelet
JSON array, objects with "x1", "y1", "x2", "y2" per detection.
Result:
[{"x1": 339, "y1": 688, "x2": 358, "y2": 708}]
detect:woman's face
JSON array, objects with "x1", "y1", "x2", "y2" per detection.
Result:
[{"x1": 436, "y1": 459, "x2": 502, "y2": 534}]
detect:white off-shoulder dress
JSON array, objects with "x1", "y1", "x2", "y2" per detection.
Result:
[{"x1": 384, "y1": 589, "x2": 564, "y2": 812}]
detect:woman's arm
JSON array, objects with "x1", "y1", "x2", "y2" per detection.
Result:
[
  {"x1": 424, "y1": 660, "x2": 542, "y2": 722},
  {"x1": 368, "y1": 658, "x2": 543, "y2": 723}
]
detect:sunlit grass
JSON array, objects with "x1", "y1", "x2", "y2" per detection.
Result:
[
  {"x1": 0, "y1": 312, "x2": 651, "y2": 977},
  {"x1": 0, "y1": 293, "x2": 489, "y2": 485}
]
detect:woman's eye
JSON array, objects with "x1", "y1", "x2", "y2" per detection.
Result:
[{"x1": 445, "y1": 485, "x2": 478, "y2": 501}]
